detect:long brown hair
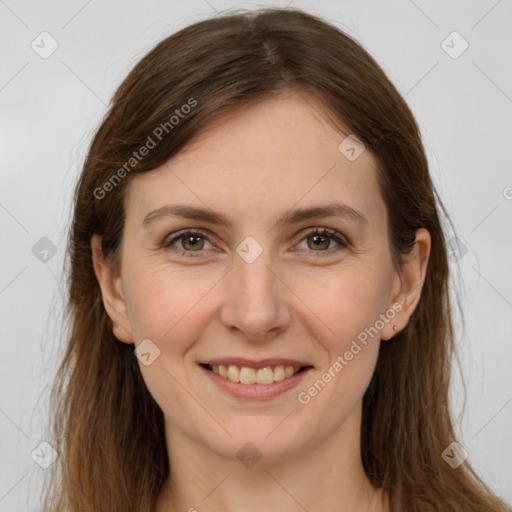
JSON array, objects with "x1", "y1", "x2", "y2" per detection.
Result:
[{"x1": 42, "y1": 7, "x2": 510, "y2": 511}]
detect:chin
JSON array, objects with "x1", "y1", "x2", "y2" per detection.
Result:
[{"x1": 200, "y1": 417, "x2": 310, "y2": 463}]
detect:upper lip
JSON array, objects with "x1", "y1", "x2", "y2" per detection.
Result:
[{"x1": 200, "y1": 357, "x2": 313, "y2": 369}]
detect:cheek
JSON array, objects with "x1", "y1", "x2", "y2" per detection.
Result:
[
  {"x1": 297, "y1": 262, "x2": 392, "y2": 348},
  {"x1": 293, "y1": 269, "x2": 387, "y2": 423},
  {"x1": 123, "y1": 260, "x2": 220, "y2": 349},
  {"x1": 124, "y1": 250, "x2": 393, "y2": 351},
  {"x1": 311, "y1": 265, "x2": 392, "y2": 398},
  {"x1": 122, "y1": 266, "x2": 220, "y2": 427}
]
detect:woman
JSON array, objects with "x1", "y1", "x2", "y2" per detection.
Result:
[{"x1": 42, "y1": 7, "x2": 510, "y2": 512}]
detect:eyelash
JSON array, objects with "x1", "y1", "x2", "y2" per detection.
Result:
[{"x1": 162, "y1": 227, "x2": 349, "y2": 258}]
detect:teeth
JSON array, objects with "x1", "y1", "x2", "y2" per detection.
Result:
[
  {"x1": 239, "y1": 366, "x2": 256, "y2": 384},
  {"x1": 256, "y1": 367, "x2": 274, "y2": 384},
  {"x1": 208, "y1": 363, "x2": 303, "y2": 384},
  {"x1": 274, "y1": 365, "x2": 285, "y2": 382},
  {"x1": 227, "y1": 365, "x2": 240, "y2": 382}
]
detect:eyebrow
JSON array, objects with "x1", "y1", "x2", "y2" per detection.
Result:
[{"x1": 142, "y1": 202, "x2": 368, "y2": 230}]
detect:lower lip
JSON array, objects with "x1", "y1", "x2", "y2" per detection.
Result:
[{"x1": 199, "y1": 365, "x2": 312, "y2": 399}]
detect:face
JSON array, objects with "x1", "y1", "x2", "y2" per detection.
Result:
[{"x1": 101, "y1": 93, "x2": 409, "y2": 462}]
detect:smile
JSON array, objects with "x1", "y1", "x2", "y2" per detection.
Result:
[
  {"x1": 205, "y1": 363, "x2": 304, "y2": 384},
  {"x1": 199, "y1": 360, "x2": 313, "y2": 399}
]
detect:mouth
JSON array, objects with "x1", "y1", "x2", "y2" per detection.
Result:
[
  {"x1": 198, "y1": 359, "x2": 313, "y2": 399},
  {"x1": 200, "y1": 363, "x2": 311, "y2": 384}
]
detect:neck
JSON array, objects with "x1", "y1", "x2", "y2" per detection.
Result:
[{"x1": 155, "y1": 403, "x2": 389, "y2": 512}]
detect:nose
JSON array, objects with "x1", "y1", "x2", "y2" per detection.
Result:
[{"x1": 219, "y1": 248, "x2": 291, "y2": 342}]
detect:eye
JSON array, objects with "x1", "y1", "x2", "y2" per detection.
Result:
[
  {"x1": 296, "y1": 227, "x2": 348, "y2": 255},
  {"x1": 163, "y1": 229, "x2": 214, "y2": 257},
  {"x1": 162, "y1": 227, "x2": 349, "y2": 258}
]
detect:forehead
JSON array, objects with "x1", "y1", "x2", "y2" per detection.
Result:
[{"x1": 124, "y1": 94, "x2": 386, "y2": 233}]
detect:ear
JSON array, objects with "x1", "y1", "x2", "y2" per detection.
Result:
[
  {"x1": 381, "y1": 228, "x2": 431, "y2": 340},
  {"x1": 91, "y1": 234, "x2": 134, "y2": 344}
]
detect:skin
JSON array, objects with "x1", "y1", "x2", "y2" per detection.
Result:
[{"x1": 92, "y1": 92, "x2": 430, "y2": 512}]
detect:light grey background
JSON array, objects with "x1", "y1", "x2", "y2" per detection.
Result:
[{"x1": 1, "y1": 0, "x2": 511, "y2": 510}]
